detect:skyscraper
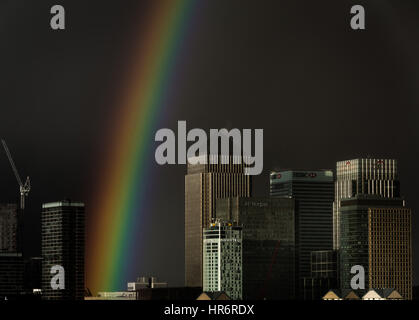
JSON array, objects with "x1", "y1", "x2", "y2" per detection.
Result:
[
  {"x1": 339, "y1": 195, "x2": 412, "y2": 299},
  {"x1": 185, "y1": 155, "x2": 251, "y2": 287},
  {"x1": 203, "y1": 221, "x2": 242, "y2": 300},
  {"x1": 270, "y1": 170, "x2": 334, "y2": 297},
  {"x1": 216, "y1": 197, "x2": 295, "y2": 299},
  {"x1": 41, "y1": 200, "x2": 85, "y2": 300},
  {"x1": 333, "y1": 159, "x2": 399, "y2": 249},
  {"x1": 369, "y1": 206, "x2": 412, "y2": 300},
  {"x1": 0, "y1": 203, "x2": 18, "y2": 253}
]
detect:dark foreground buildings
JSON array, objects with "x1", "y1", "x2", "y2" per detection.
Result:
[
  {"x1": 136, "y1": 287, "x2": 202, "y2": 300},
  {"x1": 24, "y1": 257, "x2": 42, "y2": 293},
  {"x1": 0, "y1": 252, "x2": 24, "y2": 299},
  {"x1": 41, "y1": 200, "x2": 85, "y2": 300},
  {"x1": 216, "y1": 197, "x2": 295, "y2": 299}
]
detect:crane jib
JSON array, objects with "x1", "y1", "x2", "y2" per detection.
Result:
[{"x1": 1, "y1": 139, "x2": 31, "y2": 210}]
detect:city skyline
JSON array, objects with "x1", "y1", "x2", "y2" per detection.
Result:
[
  {"x1": 1, "y1": 0, "x2": 419, "y2": 293},
  {"x1": 0, "y1": 154, "x2": 415, "y2": 297}
]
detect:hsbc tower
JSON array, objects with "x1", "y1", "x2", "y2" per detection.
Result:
[{"x1": 270, "y1": 169, "x2": 334, "y2": 298}]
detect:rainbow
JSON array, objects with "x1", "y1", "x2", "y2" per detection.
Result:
[{"x1": 87, "y1": 0, "x2": 199, "y2": 294}]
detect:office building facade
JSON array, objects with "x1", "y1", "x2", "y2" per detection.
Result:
[
  {"x1": 216, "y1": 197, "x2": 295, "y2": 299},
  {"x1": 185, "y1": 155, "x2": 251, "y2": 287},
  {"x1": 368, "y1": 206, "x2": 412, "y2": 300},
  {"x1": 301, "y1": 250, "x2": 338, "y2": 300},
  {"x1": 41, "y1": 200, "x2": 85, "y2": 300},
  {"x1": 310, "y1": 250, "x2": 338, "y2": 280},
  {"x1": 333, "y1": 158, "x2": 399, "y2": 249},
  {"x1": 302, "y1": 277, "x2": 337, "y2": 300},
  {"x1": 339, "y1": 195, "x2": 412, "y2": 299},
  {"x1": 203, "y1": 221, "x2": 242, "y2": 300},
  {"x1": 270, "y1": 170, "x2": 334, "y2": 297},
  {"x1": 0, "y1": 203, "x2": 18, "y2": 253}
]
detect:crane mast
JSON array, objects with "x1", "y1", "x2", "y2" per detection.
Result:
[{"x1": 1, "y1": 139, "x2": 31, "y2": 210}]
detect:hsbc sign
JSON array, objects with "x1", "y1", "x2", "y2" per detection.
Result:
[
  {"x1": 271, "y1": 172, "x2": 319, "y2": 180},
  {"x1": 271, "y1": 170, "x2": 332, "y2": 182},
  {"x1": 293, "y1": 172, "x2": 317, "y2": 178}
]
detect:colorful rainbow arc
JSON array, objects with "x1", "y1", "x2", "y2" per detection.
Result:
[{"x1": 87, "y1": 0, "x2": 198, "y2": 293}]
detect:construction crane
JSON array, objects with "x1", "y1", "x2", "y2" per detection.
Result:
[{"x1": 1, "y1": 139, "x2": 31, "y2": 210}]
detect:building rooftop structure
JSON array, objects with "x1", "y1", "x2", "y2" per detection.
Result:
[
  {"x1": 362, "y1": 288, "x2": 403, "y2": 300},
  {"x1": 322, "y1": 289, "x2": 360, "y2": 300},
  {"x1": 197, "y1": 291, "x2": 230, "y2": 300}
]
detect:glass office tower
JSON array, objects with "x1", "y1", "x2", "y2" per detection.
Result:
[
  {"x1": 270, "y1": 170, "x2": 334, "y2": 297},
  {"x1": 216, "y1": 197, "x2": 295, "y2": 299}
]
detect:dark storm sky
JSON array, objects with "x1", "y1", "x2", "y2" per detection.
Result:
[{"x1": 1, "y1": 0, "x2": 418, "y2": 287}]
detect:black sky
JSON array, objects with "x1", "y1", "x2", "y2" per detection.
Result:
[{"x1": 1, "y1": 0, "x2": 419, "y2": 287}]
